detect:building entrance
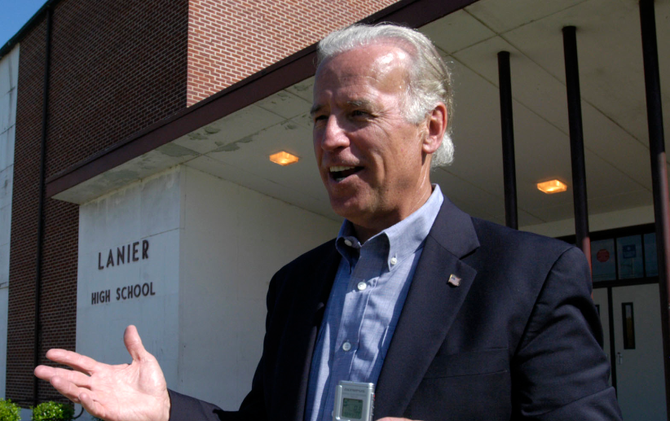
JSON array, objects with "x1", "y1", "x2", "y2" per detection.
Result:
[{"x1": 593, "y1": 283, "x2": 666, "y2": 421}]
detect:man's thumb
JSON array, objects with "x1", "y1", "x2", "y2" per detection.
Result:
[{"x1": 124, "y1": 325, "x2": 147, "y2": 361}]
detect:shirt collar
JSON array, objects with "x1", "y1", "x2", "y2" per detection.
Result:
[{"x1": 336, "y1": 185, "x2": 444, "y2": 271}]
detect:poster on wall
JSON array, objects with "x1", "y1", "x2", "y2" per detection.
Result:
[
  {"x1": 644, "y1": 233, "x2": 658, "y2": 277},
  {"x1": 591, "y1": 239, "x2": 616, "y2": 282},
  {"x1": 617, "y1": 235, "x2": 644, "y2": 279}
]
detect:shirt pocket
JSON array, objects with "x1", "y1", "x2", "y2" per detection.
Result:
[{"x1": 423, "y1": 348, "x2": 509, "y2": 378}]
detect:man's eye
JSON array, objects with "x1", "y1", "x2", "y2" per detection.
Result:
[
  {"x1": 313, "y1": 115, "x2": 327, "y2": 125},
  {"x1": 350, "y1": 110, "x2": 370, "y2": 119}
]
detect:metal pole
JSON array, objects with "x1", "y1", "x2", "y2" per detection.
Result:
[
  {"x1": 639, "y1": 0, "x2": 670, "y2": 415},
  {"x1": 562, "y1": 26, "x2": 591, "y2": 268},
  {"x1": 607, "y1": 287, "x2": 618, "y2": 394},
  {"x1": 498, "y1": 51, "x2": 518, "y2": 230}
]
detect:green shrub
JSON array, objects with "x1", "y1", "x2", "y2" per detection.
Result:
[
  {"x1": 31, "y1": 401, "x2": 74, "y2": 421},
  {"x1": 0, "y1": 398, "x2": 21, "y2": 421}
]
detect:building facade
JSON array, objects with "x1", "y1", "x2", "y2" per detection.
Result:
[{"x1": 0, "y1": 0, "x2": 668, "y2": 420}]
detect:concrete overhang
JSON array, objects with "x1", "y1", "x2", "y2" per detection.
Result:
[{"x1": 47, "y1": 0, "x2": 670, "y2": 229}]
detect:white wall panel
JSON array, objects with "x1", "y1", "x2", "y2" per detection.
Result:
[
  {"x1": 77, "y1": 169, "x2": 183, "y2": 391},
  {"x1": 0, "y1": 46, "x2": 18, "y2": 96},
  {"x1": 177, "y1": 167, "x2": 340, "y2": 408},
  {"x1": 0, "y1": 45, "x2": 18, "y2": 399}
]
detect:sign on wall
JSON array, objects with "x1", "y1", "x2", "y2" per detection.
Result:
[{"x1": 91, "y1": 239, "x2": 156, "y2": 305}]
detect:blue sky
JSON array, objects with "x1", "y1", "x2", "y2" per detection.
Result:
[{"x1": 0, "y1": 0, "x2": 48, "y2": 47}]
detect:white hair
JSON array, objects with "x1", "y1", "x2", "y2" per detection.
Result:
[{"x1": 317, "y1": 23, "x2": 454, "y2": 167}]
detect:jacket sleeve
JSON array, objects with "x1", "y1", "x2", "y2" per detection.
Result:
[
  {"x1": 167, "y1": 378, "x2": 265, "y2": 421},
  {"x1": 512, "y1": 246, "x2": 622, "y2": 420}
]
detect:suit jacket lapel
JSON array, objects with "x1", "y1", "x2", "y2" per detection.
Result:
[
  {"x1": 275, "y1": 243, "x2": 341, "y2": 421},
  {"x1": 374, "y1": 198, "x2": 480, "y2": 418}
]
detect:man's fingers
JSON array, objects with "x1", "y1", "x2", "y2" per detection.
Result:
[
  {"x1": 49, "y1": 375, "x2": 89, "y2": 404},
  {"x1": 35, "y1": 365, "x2": 92, "y2": 387},
  {"x1": 44, "y1": 349, "x2": 99, "y2": 374},
  {"x1": 34, "y1": 365, "x2": 53, "y2": 381},
  {"x1": 44, "y1": 373, "x2": 108, "y2": 421},
  {"x1": 78, "y1": 392, "x2": 105, "y2": 420},
  {"x1": 124, "y1": 325, "x2": 148, "y2": 361}
]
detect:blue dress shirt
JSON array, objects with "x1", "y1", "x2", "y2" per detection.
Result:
[{"x1": 305, "y1": 186, "x2": 444, "y2": 421}]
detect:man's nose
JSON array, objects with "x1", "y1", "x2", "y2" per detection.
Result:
[{"x1": 320, "y1": 115, "x2": 349, "y2": 151}]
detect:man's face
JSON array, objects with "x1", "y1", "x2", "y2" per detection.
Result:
[{"x1": 312, "y1": 43, "x2": 436, "y2": 240}]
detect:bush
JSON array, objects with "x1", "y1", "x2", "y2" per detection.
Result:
[
  {"x1": 31, "y1": 401, "x2": 74, "y2": 421},
  {"x1": 0, "y1": 399, "x2": 21, "y2": 421}
]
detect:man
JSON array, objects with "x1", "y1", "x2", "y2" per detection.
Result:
[{"x1": 35, "y1": 24, "x2": 622, "y2": 420}]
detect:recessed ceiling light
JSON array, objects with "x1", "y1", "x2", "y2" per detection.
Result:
[
  {"x1": 537, "y1": 179, "x2": 568, "y2": 194},
  {"x1": 269, "y1": 151, "x2": 300, "y2": 166}
]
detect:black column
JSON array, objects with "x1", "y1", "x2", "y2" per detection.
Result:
[
  {"x1": 562, "y1": 26, "x2": 591, "y2": 266},
  {"x1": 639, "y1": 0, "x2": 670, "y2": 415},
  {"x1": 498, "y1": 51, "x2": 518, "y2": 230}
]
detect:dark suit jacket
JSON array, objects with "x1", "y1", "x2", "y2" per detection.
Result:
[{"x1": 169, "y1": 198, "x2": 622, "y2": 420}]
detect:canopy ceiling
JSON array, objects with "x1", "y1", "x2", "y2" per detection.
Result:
[{"x1": 55, "y1": 0, "x2": 670, "y2": 235}]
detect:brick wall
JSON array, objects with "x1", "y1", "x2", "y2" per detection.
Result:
[
  {"x1": 8, "y1": 15, "x2": 46, "y2": 404},
  {"x1": 46, "y1": 0, "x2": 190, "y2": 179},
  {"x1": 8, "y1": 0, "x2": 189, "y2": 404},
  {"x1": 8, "y1": 0, "x2": 398, "y2": 405},
  {"x1": 187, "y1": 0, "x2": 398, "y2": 105}
]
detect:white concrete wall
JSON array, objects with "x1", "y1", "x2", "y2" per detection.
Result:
[
  {"x1": 76, "y1": 169, "x2": 183, "y2": 388},
  {"x1": 0, "y1": 45, "x2": 19, "y2": 399},
  {"x1": 76, "y1": 165, "x2": 340, "y2": 414},
  {"x1": 177, "y1": 166, "x2": 340, "y2": 408}
]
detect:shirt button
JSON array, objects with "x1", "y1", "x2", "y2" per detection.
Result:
[
  {"x1": 342, "y1": 341, "x2": 352, "y2": 351},
  {"x1": 344, "y1": 239, "x2": 353, "y2": 247},
  {"x1": 390, "y1": 256, "x2": 398, "y2": 266},
  {"x1": 357, "y1": 281, "x2": 367, "y2": 291}
]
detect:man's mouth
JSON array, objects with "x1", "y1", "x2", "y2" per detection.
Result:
[{"x1": 329, "y1": 166, "x2": 362, "y2": 182}]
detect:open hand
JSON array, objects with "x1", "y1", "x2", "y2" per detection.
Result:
[{"x1": 34, "y1": 325, "x2": 170, "y2": 421}]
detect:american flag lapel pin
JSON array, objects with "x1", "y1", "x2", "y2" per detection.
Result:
[{"x1": 448, "y1": 274, "x2": 461, "y2": 287}]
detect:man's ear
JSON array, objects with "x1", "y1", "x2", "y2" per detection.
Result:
[{"x1": 422, "y1": 102, "x2": 447, "y2": 154}]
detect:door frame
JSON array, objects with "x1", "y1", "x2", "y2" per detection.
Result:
[{"x1": 594, "y1": 278, "x2": 660, "y2": 393}]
